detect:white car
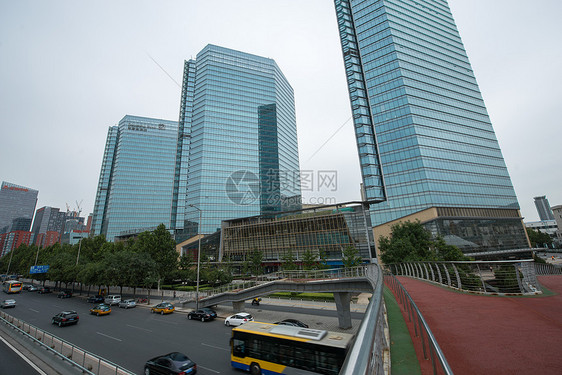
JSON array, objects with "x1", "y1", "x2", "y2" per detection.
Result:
[
  {"x1": 104, "y1": 295, "x2": 121, "y2": 305},
  {"x1": 118, "y1": 299, "x2": 136, "y2": 309},
  {"x1": 1, "y1": 299, "x2": 16, "y2": 308},
  {"x1": 225, "y1": 312, "x2": 254, "y2": 327}
]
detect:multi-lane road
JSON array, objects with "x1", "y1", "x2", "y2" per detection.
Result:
[{"x1": 1, "y1": 289, "x2": 364, "y2": 374}]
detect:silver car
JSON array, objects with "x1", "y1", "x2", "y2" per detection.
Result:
[
  {"x1": 118, "y1": 299, "x2": 136, "y2": 309},
  {"x1": 1, "y1": 299, "x2": 16, "y2": 308}
]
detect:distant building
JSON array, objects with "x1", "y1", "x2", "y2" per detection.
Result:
[
  {"x1": 172, "y1": 45, "x2": 301, "y2": 240},
  {"x1": 0, "y1": 181, "x2": 38, "y2": 234},
  {"x1": 0, "y1": 230, "x2": 31, "y2": 258},
  {"x1": 61, "y1": 230, "x2": 89, "y2": 245},
  {"x1": 534, "y1": 196, "x2": 555, "y2": 221},
  {"x1": 334, "y1": 0, "x2": 529, "y2": 257},
  {"x1": 31, "y1": 206, "x2": 66, "y2": 247},
  {"x1": 176, "y1": 203, "x2": 374, "y2": 272},
  {"x1": 552, "y1": 205, "x2": 562, "y2": 244},
  {"x1": 91, "y1": 115, "x2": 178, "y2": 241}
]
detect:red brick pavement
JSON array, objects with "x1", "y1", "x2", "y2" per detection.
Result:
[{"x1": 396, "y1": 275, "x2": 562, "y2": 375}]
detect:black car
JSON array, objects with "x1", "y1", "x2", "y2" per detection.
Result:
[
  {"x1": 187, "y1": 308, "x2": 216, "y2": 322},
  {"x1": 87, "y1": 295, "x2": 104, "y2": 303},
  {"x1": 144, "y1": 352, "x2": 197, "y2": 375},
  {"x1": 274, "y1": 319, "x2": 309, "y2": 328},
  {"x1": 38, "y1": 286, "x2": 52, "y2": 294},
  {"x1": 57, "y1": 290, "x2": 72, "y2": 298},
  {"x1": 51, "y1": 311, "x2": 79, "y2": 327}
]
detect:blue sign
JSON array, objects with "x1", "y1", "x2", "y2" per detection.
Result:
[{"x1": 30, "y1": 265, "x2": 49, "y2": 274}]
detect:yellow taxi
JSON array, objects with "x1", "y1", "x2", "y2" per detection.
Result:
[
  {"x1": 90, "y1": 304, "x2": 111, "y2": 316},
  {"x1": 151, "y1": 302, "x2": 175, "y2": 315}
]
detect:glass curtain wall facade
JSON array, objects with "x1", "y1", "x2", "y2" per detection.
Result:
[
  {"x1": 221, "y1": 204, "x2": 374, "y2": 267},
  {"x1": 91, "y1": 115, "x2": 178, "y2": 241},
  {"x1": 91, "y1": 126, "x2": 118, "y2": 237},
  {"x1": 0, "y1": 182, "x2": 38, "y2": 234},
  {"x1": 334, "y1": 0, "x2": 528, "y2": 253},
  {"x1": 179, "y1": 45, "x2": 301, "y2": 236}
]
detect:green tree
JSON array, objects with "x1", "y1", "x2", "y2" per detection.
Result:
[
  {"x1": 342, "y1": 245, "x2": 362, "y2": 269},
  {"x1": 281, "y1": 249, "x2": 297, "y2": 271},
  {"x1": 249, "y1": 248, "x2": 264, "y2": 275},
  {"x1": 526, "y1": 228, "x2": 552, "y2": 248},
  {"x1": 379, "y1": 220, "x2": 468, "y2": 264},
  {"x1": 302, "y1": 249, "x2": 319, "y2": 270},
  {"x1": 131, "y1": 224, "x2": 178, "y2": 289}
]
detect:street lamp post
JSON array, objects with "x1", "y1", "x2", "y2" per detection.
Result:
[{"x1": 188, "y1": 205, "x2": 203, "y2": 310}]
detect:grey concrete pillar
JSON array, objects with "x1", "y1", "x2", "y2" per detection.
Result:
[
  {"x1": 232, "y1": 301, "x2": 245, "y2": 312},
  {"x1": 333, "y1": 292, "x2": 352, "y2": 330}
]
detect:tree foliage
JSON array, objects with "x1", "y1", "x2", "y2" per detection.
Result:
[
  {"x1": 342, "y1": 245, "x2": 363, "y2": 269},
  {"x1": 526, "y1": 228, "x2": 552, "y2": 248},
  {"x1": 379, "y1": 220, "x2": 469, "y2": 264}
]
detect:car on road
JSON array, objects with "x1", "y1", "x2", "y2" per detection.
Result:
[
  {"x1": 224, "y1": 312, "x2": 254, "y2": 327},
  {"x1": 274, "y1": 318, "x2": 309, "y2": 328},
  {"x1": 52, "y1": 311, "x2": 79, "y2": 327},
  {"x1": 144, "y1": 352, "x2": 197, "y2": 375},
  {"x1": 151, "y1": 302, "x2": 175, "y2": 315},
  {"x1": 57, "y1": 290, "x2": 72, "y2": 298},
  {"x1": 1, "y1": 299, "x2": 16, "y2": 309},
  {"x1": 105, "y1": 295, "x2": 121, "y2": 305},
  {"x1": 87, "y1": 294, "x2": 104, "y2": 303},
  {"x1": 38, "y1": 286, "x2": 52, "y2": 294},
  {"x1": 119, "y1": 299, "x2": 136, "y2": 309},
  {"x1": 187, "y1": 308, "x2": 216, "y2": 322},
  {"x1": 27, "y1": 285, "x2": 39, "y2": 292},
  {"x1": 90, "y1": 304, "x2": 111, "y2": 316},
  {"x1": 22, "y1": 284, "x2": 32, "y2": 290}
]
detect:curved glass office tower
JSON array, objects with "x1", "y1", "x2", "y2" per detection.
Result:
[
  {"x1": 334, "y1": 0, "x2": 529, "y2": 255},
  {"x1": 173, "y1": 45, "x2": 301, "y2": 237}
]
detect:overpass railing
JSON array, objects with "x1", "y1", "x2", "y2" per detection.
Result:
[
  {"x1": 385, "y1": 273, "x2": 453, "y2": 375},
  {"x1": 387, "y1": 260, "x2": 542, "y2": 295},
  {"x1": 340, "y1": 264, "x2": 389, "y2": 375},
  {"x1": 0, "y1": 311, "x2": 134, "y2": 375},
  {"x1": 534, "y1": 262, "x2": 562, "y2": 275}
]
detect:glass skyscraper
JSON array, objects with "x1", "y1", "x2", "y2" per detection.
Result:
[
  {"x1": 334, "y1": 0, "x2": 529, "y2": 254},
  {"x1": 92, "y1": 115, "x2": 178, "y2": 241},
  {"x1": 0, "y1": 181, "x2": 38, "y2": 234},
  {"x1": 172, "y1": 45, "x2": 301, "y2": 237}
]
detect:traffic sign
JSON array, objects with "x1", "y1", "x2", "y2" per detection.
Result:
[{"x1": 30, "y1": 265, "x2": 49, "y2": 274}]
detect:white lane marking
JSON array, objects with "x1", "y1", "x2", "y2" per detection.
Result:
[
  {"x1": 126, "y1": 324, "x2": 152, "y2": 332},
  {"x1": 96, "y1": 332, "x2": 122, "y2": 342},
  {"x1": 201, "y1": 342, "x2": 228, "y2": 351},
  {"x1": 28, "y1": 308, "x2": 39, "y2": 313},
  {"x1": 0, "y1": 335, "x2": 48, "y2": 375},
  {"x1": 197, "y1": 364, "x2": 221, "y2": 373}
]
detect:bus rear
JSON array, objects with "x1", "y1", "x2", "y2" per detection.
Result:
[{"x1": 3, "y1": 280, "x2": 23, "y2": 294}]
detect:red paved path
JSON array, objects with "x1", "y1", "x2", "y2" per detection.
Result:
[{"x1": 396, "y1": 275, "x2": 562, "y2": 375}]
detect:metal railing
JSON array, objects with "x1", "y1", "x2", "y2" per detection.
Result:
[
  {"x1": 387, "y1": 260, "x2": 542, "y2": 295},
  {"x1": 340, "y1": 264, "x2": 390, "y2": 375},
  {"x1": 534, "y1": 262, "x2": 562, "y2": 275},
  {"x1": 194, "y1": 266, "x2": 370, "y2": 301},
  {"x1": 0, "y1": 311, "x2": 134, "y2": 375},
  {"x1": 385, "y1": 273, "x2": 454, "y2": 375}
]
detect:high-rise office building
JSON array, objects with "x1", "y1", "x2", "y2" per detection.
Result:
[
  {"x1": 91, "y1": 115, "x2": 178, "y2": 241},
  {"x1": 31, "y1": 206, "x2": 66, "y2": 247},
  {"x1": 534, "y1": 196, "x2": 554, "y2": 221},
  {"x1": 334, "y1": 0, "x2": 529, "y2": 254},
  {"x1": 0, "y1": 181, "x2": 38, "y2": 234},
  {"x1": 172, "y1": 45, "x2": 301, "y2": 237}
]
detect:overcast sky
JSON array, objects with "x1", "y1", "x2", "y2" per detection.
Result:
[{"x1": 1, "y1": 0, "x2": 561, "y2": 223}]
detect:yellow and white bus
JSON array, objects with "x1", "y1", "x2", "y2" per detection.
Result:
[
  {"x1": 3, "y1": 280, "x2": 23, "y2": 294},
  {"x1": 230, "y1": 321, "x2": 354, "y2": 375}
]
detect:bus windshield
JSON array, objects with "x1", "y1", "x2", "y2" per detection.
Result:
[{"x1": 231, "y1": 322, "x2": 354, "y2": 375}]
